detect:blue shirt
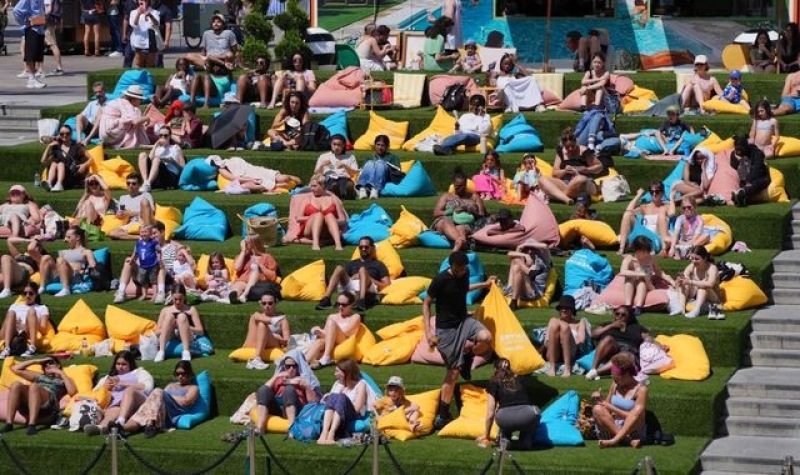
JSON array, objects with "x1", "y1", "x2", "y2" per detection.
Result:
[
  {"x1": 14, "y1": 0, "x2": 47, "y2": 34},
  {"x1": 135, "y1": 239, "x2": 160, "y2": 269}
]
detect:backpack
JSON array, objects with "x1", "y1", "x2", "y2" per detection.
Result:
[
  {"x1": 8, "y1": 331, "x2": 28, "y2": 357},
  {"x1": 441, "y1": 83, "x2": 467, "y2": 112},
  {"x1": 300, "y1": 122, "x2": 331, "y2": 152},
  {"x1": 288, "y1": 402, "x2": 325, "y2": 442},
  {"x1": 604, "y1": 93, "x2": 622, "y2": 116}
]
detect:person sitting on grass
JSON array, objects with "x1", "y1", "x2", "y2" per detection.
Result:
[
  {"x1": 52, "y1": 226, "x2": 98, "y2": 298},
  {"x1": 617, "y1": 182, "x2": 671, "y2": 256},
  {"x1": 579, "y1": 53, "x2": 610, "y2": 111},
  {"x1": 434, "y1": 94, "x2": 492, "y2": 156},
  {"x1": 153, "y1": 285, "x2": 205, "y2": 363},
  {"x1": 267, "y1": 53, "x2": 317, "y2": 110},
  {"x1": 718, "y1": 70, "x2": 750, "y2": 112},
  {"x1": 241, "y1": 292, "x2": 291, "y2": 371},
  {"x1": 3, "y1": 356, "x2": 76, "y2": 435},
  {"x1": 585, "y1": 305, "x2": 657, "y2": 381},
  {"x1": 255, "y1": 351, "x2": 321, "y2": 432},
  {"x1": 671, "y1": 148, "x2": 716, "y2": 206},
  {"x1": 114, "y1": 220, "x2": 177, "y2": 304},
  {"x1": 592, "y1": 352, "x2": 648, "y2": 448},
  {"x1": 431, "y1": 167, "x2": 487, "y2": 251},
  {"x1": 668, "y1": 197, "x2": 710, "y2": 260},
  {"x1": 656, "y1": 106, "x2": 693, "y2": 156},
  {"x1": 171, "y1": 245, "x2": 196, "y2": 292},
  {"x1": 0, "y1": 237, "x2": 51, "y2": 300},
  {"x1": 306, "y1": 291, "x2": 362, "y2": 369},
  {"x1": 620, "y1": 236, "x2": 674, "y2": 316},
  {"x1": 503, "y1": 238, "x2": 551, "y2": 311},
  {"x1": 749, "y1": 99, "x2": 780, "y2": 158},
  {"x1": 236, "y1": 54, "x2": 272, "y2": 109},
  {"x1": 541, "y1": 295, "x2": 590, "y2": 378},
  {"x1": 373, "y1": 376, "x2": 423, "y2": 435},
  {"x1": 199, "y1": 251, "x2": 232, "y2": 303},
  {"x1": 314, "y1": 134, "x2": 360, "y2": 200},
  {"x1": 729, "y1": 135, "x2": 771, "y2": 207},
  {"x1": 130, "y1": 224, "x2": 163, "y2": 303},
  {"x1": 315, "y1": 236, "x2": 391, "y2": 313},
  {"x1": 41, "y1": 124, "x2": 90, "y2": 192},
  {"x1": 71, "y1": 175, "x2": 111, "y2": 227},
  {"x1": 451, "y1": 39, "x2": 482, "y2": 73},
  {"x1": 151, "y1": 58, "x2": 195, "y2": 108},
  {"x1": 109, "y1": 172, "x2": 155, "y2": 241},
  {"x1": 472, "y1": 151, "x2": 506, "y2": 201},
  {"x1": 0, "y1": 282, "x2": 49, "y2": 358},
  {"x1": 137, "y1": 126, "x2": 185, "y2": 192},
  {"x1": 317, "y1": 358, "x2": 368, "y2": 445},
  {"x1": 355, "y1": 134, "x2": 401, "y2": 200},
  {"x1": 228, "y1": 235, "x2": 279, "y2": 304}
]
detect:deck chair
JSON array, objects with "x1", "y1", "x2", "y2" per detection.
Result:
[
  {"x1": 360, "y1": 73, "x2": 426, "y2": 110},
  {"x1": 478, "y1": 46, "x2": 517, "y2": 72},
  {"x1": 530, "y1": 73, "x2": 564, "y2": 101},
  {"x1": 336, "y1": 44, "x2": 361, "y2": 70}
]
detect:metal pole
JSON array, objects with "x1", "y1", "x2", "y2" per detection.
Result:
[
  {"x1": 495, "y1": 438, "x2": 508, "y2": 475},
  {"x1": 371, "y1": 422, "x2": 380, "y2": 475},
  {"x1": 110, "y1": 427, "x2": 119, "y2": 475},
  {"x1": 543, "y1": 0, "x2": 552, "y2": 72},
  {"x1": 644, "y1": 455, "x2": 655, "y2": 475},
  {"x1": 248, "y1": 424, "x2": 257, "y2": 475}
]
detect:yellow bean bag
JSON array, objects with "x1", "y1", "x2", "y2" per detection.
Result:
[
  {"x1": 362, "y1": 331, "x2": 422, "y2": 366},
  {"x1": 194, "y1": 254, "x2": 237, "y2": 289},
  {"x1": 655, "y1": 334, "x2": 710, "y2": 381},
  {"x1": 697, "y1": 134, "x2": 734, "y2": 154},
  {"x1": 353, "y1": 111, "x2": 409, "y2": 151},
  {"x1": 248, "y1": 410, "x2": 291, "y2": 433},
  {"x1": 720, "y1": 276, "x2": 768, "y2": 311},
  {"x1": 97, "y1": 156, "x2": 135, "y2": 190},
  {"x1": 86, "y1": 144, "x2": 105, "y2": 174},
  {"x1": 621, "y1": 97, "x2": 654, "y2": 114},
  {"x1": 516, "y1": 269, "x2": 559, "y2": 309},
  {"x1": 332, "y1": 323, "x2": 377, "y2": 362},
  {"x1": 104, "y1": 305, "x2": 156, "y2": 350},
  {"x1": 49, "y1": 299, "x2": 107, "y2": 352},
  {"x1": 0, "y1": 357, "x2": 42, "y2": 390},
  {"x1": 388, "y1": 206, "x2": 428, "y2": 249},
  {"x1": 701, "y1": 214, "x2": 733, "y2": 255},
  {"x1": 753, "y1": 167, "x2": 790, "y2": 203},
  {"x1": 379, "y1": 389, "x2": 440, "y2": 441},
  {"x1": 379, "y1": 277, "x2": 431, "y2": 305},
  {"x1": 475, "y1": 284, "x2": 545, "y2": 374},
  {"x1": 376, "y1": 316, "x2": 424, "y2": 340},
  {"x1": 281, "y1": 260, "x2": 327, "y2": 301},
  {"x1": 626, "y1": 85, "x2": 658, "y2": 101},
  {"x1": 350, "y1": 240, "x2": 404, "y2": 280},
  {"x1": 100, "y1": 214, "x2": 130, "y2": 235},
  {"x1": 0, "y1": 306, "x2": 58, "y2": 353},
  {"x1": 775, "y1": 136, "x2": 800, "y2": 157},
  {"x1": 702, "y1": 90, "x2": 750, "y2": 115},
  {"x1": 63, "y1": 364, "x2": 98, "y2": 397},
  {"x1": 228, "y1": 346, "x2": 286, "y2": 363},
  {"x1": 438, "y1": 384, "x2": 498, "y2": 439},
  {"x1": 401, "y1": 106, "x2": 503, "y2": 152},
  {"x1": 154, "y1": 205, "x2": 183, "y2": 239},
  {"x1": 447, "y1": 178, "x2": 477, "y2": 194},
  {"x1": 558, "y1": 219, "x2": 618, "y2": 248}
]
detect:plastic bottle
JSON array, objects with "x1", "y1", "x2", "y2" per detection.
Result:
[
  {"x1": 80, "y1": 337, "x2": 90, "y2": 357},
  {"x1": 34, "y1": 173, "x2": 40, "y2": 188}
]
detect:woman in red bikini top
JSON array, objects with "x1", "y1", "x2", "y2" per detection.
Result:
[{"x1": 298, "y1": 176, "x2": 345, "y2": 251}]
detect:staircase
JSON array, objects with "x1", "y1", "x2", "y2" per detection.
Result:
[
  {"x1": 700, "y1": 202, "x2": 800, "y2": 474},
  {"x1": 0, "y1": 102, "x2": 42, "y2": 146}
]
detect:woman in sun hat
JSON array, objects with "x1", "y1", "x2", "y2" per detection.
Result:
[
  {"x1": 679, "y1": 54, "x2": 722, "y2": 115},
  {"x1": 100, "y1": 85, "x2": 152, "y2": 150}
]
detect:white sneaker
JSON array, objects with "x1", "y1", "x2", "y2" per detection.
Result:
[
  {"x1": 246, "y1": 358, "x2": 269, "y2": 370},
  {"x1": 154, "y1": 292, "x2": 165, "y2": 304},
  {"x1": 16, "y1": 70, "x2": 28, "y2": 78},
  {"x1": 50, "y1": 182, "x2": 64, "y2": 192},
  {"x1": 27, "y1": 79, "x2": 46, "y2": 89},
  {"x1": 36, "y1": 69, "x2": 45, "y2": 79},
  {"x1": 54, "y1": 288, "x2": 70, "y2": 297},
  {"x1": 0, "y1": 289, "x2": 12, "y2": 299},
  {"x1": 21, "y1": 345, "x2": 37, "y2": 358},
  {"x1": 50, "y1": 69, "x2": 64, "y2": 76},
  {"x1": 181, "y1": 351, "x2": 191, "y2": 361},
  {"x1": 142, "y1": 181, "x2": 151, "y2": 192},
  {"x1": 369, "y1": 188, "x2": 379, "y2": 200},
  {"x1": 0, "y1": 349, "x2": 10, "y2": 359},
  {"x1": 585, "y1": 369, "x2": 599, "y2": 381},
  {"x1": 108, "y1": 51, "x2": 123, "y2": 58},
  {"x1": 154, "y1": 351, "x2": 165, "y2": 363},
  {"x1": 684, "y1": 308, "x2": 700, "y2": 319},
  {"x1": 357, "y1": 187, "x2": 367, "y2": 200},
  {"x1": 113, "y1": 291, "x2": 126, "y2": 304}
]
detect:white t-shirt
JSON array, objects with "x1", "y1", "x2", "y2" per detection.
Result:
[
  {"x1": 119, "y1": 192, "x2": 155, "y2": 223},
  {"x1": 457, "y1": 113, "x2": 492, "y2": 135},
  {"x1": 8, "y1": 303, "x2": 49, "y2": 326},
  {"x1": 688, "y1": 147, "x2": 717, "y2": 180},
  {"x1": 315, "y1": 152, "x2": 359, "y2": 180},
  {"x1": 129, "y1": 8, "x2": 160, "y2": 50},
  {"x1": 80, "y1": 100, "x2": 103, "y2": 124}
]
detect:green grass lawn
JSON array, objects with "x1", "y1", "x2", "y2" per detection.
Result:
[{"x1": 318, "y1": 0, "x2": 405, "y2": 32}]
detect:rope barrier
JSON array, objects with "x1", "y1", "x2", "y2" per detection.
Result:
[
  {"x1": 338, "y1": 441, "x2": 370, "y2": 475},
  {"x1": 0, "y1": 435, "x2": 33, "y2": 475},
  {"x1": 258, "y1": 434, "x2": 294, "y2": 475},
  {"x1": 381, "y1": 441, "x2": 407, "y2": 475},
  {"x1": 508, "y1": 455, "x2": 527, "y2": 475},
  {"x1": 477, "y1": 452, "x2": 495, "y2": 475},
  {"x1": 77, "y1": 439, "x2": 108, "y2": 475},
  {"x1": 121, "y1": 433, "x2": 244, "y2": 475}
]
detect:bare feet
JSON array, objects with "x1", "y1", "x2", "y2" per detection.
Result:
[
  {"x1": 561, "y1": 370, "x2": 572, "y2": 378},
  {"x1": 453, "y1": 237, "x2": 467, "y2": 252},
  {"x1": 267, "y1": 104, "x2": 275, "y2": 110},
  {"x1": 335, "y1": 246, "x2": 344, "y2": 251},
  {"x1": 630, "y1": 439, "x2": 642, "y2": 448},
  {"x1": 545, "y1": 369, "x2": 557, "y2": 377},
  {"x1": 598, "y1": 439, "x2": 618, "y2": 448},
  {"x1": 311, "y1": 245, "x2": 321, "y2": 251},
  {"x1": 317, "y1": 437, "x2": 335, "y2": 445}
]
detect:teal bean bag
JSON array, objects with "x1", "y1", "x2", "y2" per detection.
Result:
[
  {"x1": 178, "y1": 158, "x2": 218, "y2": 191},
  {"x1": 173, "y1": 197, "x2": 230, "y2": 241},
  {"x1": 381, "y1": 161, "x2": 437, "y2": 197},
  {"x1": 495, "y1": 114, "x2": 544, "y2": 153},
  {"x1": 342, "y1": 204, "x2": 393, "y2": 245},
  {"x1": 107, "y1": 69, "x2": 155, "y2": 103},
  {"x1": 174, "y1": 370, "x2": 212, "y2": 429}
]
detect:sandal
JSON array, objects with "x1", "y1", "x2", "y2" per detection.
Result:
[{"x1": 221, "y1": 432, "x2": 237, "y2": 443}]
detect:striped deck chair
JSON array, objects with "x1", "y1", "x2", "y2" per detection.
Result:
[
  {"x1": 392, "y1": 73, "x2": 426, "y2": 109},
  {"x1": 530, "y1": 73, "x2": 564, "y2": 100},
  {"x1": 676, "y1": 72, "x2": 693, "y2": 94}
]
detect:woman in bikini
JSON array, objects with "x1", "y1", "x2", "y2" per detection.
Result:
[
  {"x1": 749, "y1": 99, "x2": 780, "y2": 158},
  {"x1": 617, "y1": 181, "x2": 671, "y2": 255},
  {"x1": 297, "y1": 176, "x2": 346, "y2": 251},
  {"x1": 592, "y1": 352, "x2": 648, "y2": 448},
  {"x1": 619, "y1": 236, "x2": 674, "y2": 317},
  {"x1": 50, "y1": 226, "x2": 97, "y2": 298},
  {"x1": 71, "y1": 174, "x2": 111, "y2": 227},
  {"x1": 680, "y1": 55, "x2": 722, "y2": 115},
  {"x1": 305, "y1": 291, "x2": 362, "y2": 369},
  {"x1": 431, "y1": 167, "x2": 486, "y2": 251},
  {"x1": 674, "y1": 245, "x2": 721, "y2": 319},
  {"x1": 579, "y1": 53, "x2": 610, "y2": 111}
]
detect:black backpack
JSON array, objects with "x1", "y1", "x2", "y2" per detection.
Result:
[
  {"x1": 300, "y1": 122, "x2": 331, "y2": 152},
  {"x1": 441, "y1": 83, "x2": 467, "y2": 112}
]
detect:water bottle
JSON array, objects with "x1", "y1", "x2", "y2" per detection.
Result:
[
  {"x1": 34, "y1": 173, "x2": 41, "y2": 188},
  {"x1": 80, "y1": 337, "x2": 90, "y2": 357}
]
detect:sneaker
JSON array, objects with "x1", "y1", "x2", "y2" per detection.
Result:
[
  {"x1": 181, "y1": 350, "x2": 191, "y2": 361},
  {"x1": 357, "y1": 187, "x2": 367, "y2": 200},
  {"x1": 153, "y1": 292, "x2": 165, "y2": 305},
  {"x1": 50, "y1": 416, "x2": 69, "y2": 430},
  {"x1": 142, "y1": 181, "x2": 151, "y2": 192},
  {"x1": 50, "y1": 69, "x2": 64, "y2": 76},
  {"x1": 0, "y1": 349, "x2": 9, "y2": 359},
  {"x1": 21, "y1": 345, "x2": 36, "y2": 358},
  {"x1": 164, "y1": 294, "x2": 174, "y2": 306},
  {"x1": 369, "y1": 188, "x2": 379, "y2": 200},
  {"x1": 26, "y1": 425, "x2": 37, "y2": 436},
  {"x1": 433, "y1": 414, "x2": 452, "y2": 431},
  {"x1": 50, "y1": 182, "x2": 64, "y2": 192},
  {"x1": 315, "y1": 296, "x2": 333, "y2": 311},
  {"x1": 36, "y1": 69, "x2": 45, "y2": 79},
  {"x1": 83, "y1": 424, "x2": 102, "y2": 436},
  {"x1": 246, "y1": 358, "x2": 270, "y2": 370},
  {"x1": 508, "y1": 299, "x2": 518, "y2": 311},
  {"x1": 585, "y1": 369, "x2": 599, "y2": 381},
  {"x1": 432, "y1": 145, "x2": 452, "y2": 156},
  {"x1": 108, "y1": 51, "x2": 123, "y2": 58},
  {"x1": 16, "y1": 70, "x2": 28, "y2": 78},
  {"x1": 0, "y1": 289, "x2": 12, "y2": 299},
  {"x1": 684, "y1": 308, "x2": 701, "y2": 319},
  {"x1": 113, "y1": 291, "x2": 126, "y2": 304},
  {"x1": 714, "y1": 306, "x2": 726, "y2": 320},
  {"x1": 1, "y1": 423, "x2": 13, "y2": 433},
  {"x1": 26, "y1": 79, "x2": 46, "y2": 89},
  {"x1": 228, "y1": 291, "x2": 239, "y2": 304},
  {"x1": 144, "y1": 424, "x2": 157, "y2": 439},
  {"x1": 41, "y1": 181, "x2": 51, "y2": 191},
  {"x1": 154, "y1": 351, "x2": 165, "y2": 363},
  {"x1": 354, "y1": 299, "x2": 367, "y2": 313},
  {"x1": 736, "y1": 188, "x2": 747, "y2": 207}
]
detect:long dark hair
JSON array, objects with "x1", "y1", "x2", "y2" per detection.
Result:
[
  {"x1": 283, "y1": 91, "x2": 307, "y2": 120},
  {"x1": 23, "y1": 282, "x2": 42, "y2": 305},
  {"x1": 753, "y1": 28, "x2": 773, "y2": 49},
  {"x1": 109, "y1": 350, "x2": 138, "y2": 376},
  {"x1": 429, "y1": 16, "x2": 452, "y2": 38},
  {"x1": 490, "y1": 358, "x2": 518, "y2": 391},
  {"x1": 173, "y1": 360, "x2": 195, "y2": 380}
]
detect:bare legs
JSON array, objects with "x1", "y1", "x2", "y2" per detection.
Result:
[
  {"x1": 46, "y1": 161, "x2": 66, "y2": 190},
  {"x1": 545, "y1": 318, "x2": 576, "y2": 378},
  {"x1": 155, "y1": 312, "x2": 192, "y2": 355},
  {"x1": 5, "y1": 381, "x2": 50, "y2": 429},
  {"x1": 433, "y1": 219, "x2": 470, "y2": 251},
  {"x1": 304, "y1": 316, "x2": 349, "y2": 363},
  {"x1": 302, "y1": 213, "x2": 343, "y2": 251},
  {"x1": 138, "y1": 152, "x2": 161, "y2": 185},
  {"x1": 594, "y1": 401, "x2": 645, "y2": 448}
]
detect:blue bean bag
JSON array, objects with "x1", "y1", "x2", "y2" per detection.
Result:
[
  {"x1": 107, "y1": 69, "x2": 155, "y2": 103},
  {"x1": 165, "y1": 335, "x2": 215, "y2": 358},
  {"x1": 173, "y1": 197, "x2": 230, "y2": 241},
  {"x1": 535, "y1": 391, "x2": 585, "y2": 447},
  {"x1": 641, "y1": 160, "x2": 685, "y2": 203},
  {"x1": 576, "y1": 350, "x2": 596, "y2": 371},
  {"x1": 342, "y1": 204, "x2": 393, "y2": 245},
  {"x1": 320, "y1": 109, "x2": 350, "y2": 144},
  {"x1": 420, "y1": 252, "x2": 486, "y2": 305},
  {"x1": 346, "y1": 371, "x2": 383, "y2": 433},
  {"x1": 627, "y1": 219, "x2": 663, "y2": 254},
  {"x1": 381, "y1": 161, "x2": 436, "y2": 197},
  {"x1": 679, "y1": 131, "x2": 706, "y2": 155},
  {"x1": 179, "y1": 158, "x2": 218, "y2": 191},
  {"x1": 240, "y1": 203, "x2": 280, "y2": 237},
  {"x1": 45, "y1": 248, "x2": 110, "y2": 295},
  {"x1": 563, "y1": 249, "x2": 613, "y2": 297},
  {"x1": 633, "y1": 129, "x2": 663, "y2": 154},
  {"x1": 174, "y1": 370, "x2": 212, "y2": 429},
  {"x1": 178, "y1": 83, "x2": 236, "y2": 109},
  {"x1": 417, "y1": 230, "x2": 451, "y2": 249},
  {"x1": 495, "y1": 114, "x2": 544, "y2": 153}
]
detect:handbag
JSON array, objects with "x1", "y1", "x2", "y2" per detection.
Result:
[
  {"x1": 238, "y1": 214, "x2": 287, "y2": 247},
  {"x1": 151, "y1": 26, "x2": 164, "y2": 52},
  {"x1": 386, "y1": 163, "x2": 405, "y2": 185},
  {"x1": 639, "y1": 339, "x2": 675, "y2": 375},
  {"x1": 68, "y1": 399, "x2": 102, "y2": 432},
  {"x1": 600, "y1": 175, "x2": 630, "y2": 202},
  {"x1": 139, "y1": 332, "x2": 159, "y2": 361}
]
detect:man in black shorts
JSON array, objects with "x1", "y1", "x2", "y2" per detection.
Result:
[
  {"x1": 315, "y1": 236, "x2": 391, "y2": 313},
  {"x1": 13, "y1": 0, "x2": 48, "y2": 89},
  {"x1": 424, "y1": 251, "x2": 495, "y2": 429}
]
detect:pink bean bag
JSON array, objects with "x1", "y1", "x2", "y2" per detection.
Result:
[
  {"x1": 472, "y1": 194, "x2": 560, "y2": 249},
  {"x1": 282, "y1": 191, "x2": 349, "y2": 245},
  {"x1": 0, "y1": 391, "x2": 27, "y2": 424},
  {"x1": 595, "y1": 275, "x2": 670, "y2": 309},
  {"x1": 706, "y1": 150, "x2": 739, "y2": 202},
  {"x1": 559, "y1": 74, "x2": 635, "y2": 112},
  {"x1": 409, "y1": 317, "x2": 490, "y2": 367},
  {"x1": 308, "y1": 67, "x2": 366, "y2": 109},
  {"x1": 427, "y1": 75, "x2": 481, "y2": 106}
]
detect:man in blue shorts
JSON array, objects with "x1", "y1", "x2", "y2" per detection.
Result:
[{"x1": 775, "y1": 70, "x2": 800, "y2": 116}]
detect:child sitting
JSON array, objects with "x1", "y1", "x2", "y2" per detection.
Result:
[
  {"x1": 719, "y1": 70, "x2": 750, "y2": 112},
  {"x1": 172, "y1": 246, "x2": 197, "y2": 292},
  {"x1": 201, "y1": 251, "x2": 231, "y2": 302},
  {"x1": 373, "y1": 376, "x2": 422, "y2": 434},
  {"x1": 513, "y1": 154, "x2": 545, "y2": 202},
  {"x1": 473, "y1": 151, "x2": 506, "y2": 200},
  {"x1": 451, "y1": 40, "x2": 483, "y2": 73},
  {"x1": 132, "y1": 225, "x2": 161, "y2": 301}
]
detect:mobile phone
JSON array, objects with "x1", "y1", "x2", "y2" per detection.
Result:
[{"x1": 120, "y1": 204, "x2": 126, "y2": 211}]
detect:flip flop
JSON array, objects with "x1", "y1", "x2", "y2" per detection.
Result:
[{"x1": 221, "y1": 432, "x2": 237, "y2": 443}]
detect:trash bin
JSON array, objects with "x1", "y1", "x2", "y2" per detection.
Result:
[
  {"x1": 182, "y1": 2, "x2": 227, "y2": 49},
  {"x1": 306, "y1": 27, "x2": 336, "y2": 70}
]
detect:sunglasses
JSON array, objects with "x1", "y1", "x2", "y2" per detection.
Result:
[
  {"x1": 284, "y1": 363, "x2": 298, "y2": 369},
  {"x1": 563, "y1": 135, "x2": 576, "y2": 142},
  {"x1": 260, "y1": 301, "x2": 275, "y2": 306},
  {"x1": 159, "y1": 133, "x2": 170, "y2": 137},
  {"x1": 337, "y1": 301, "x2": 351, "y2": 307},
  {"x1": 23, "y1": 290, "x2": 36, "y2": 296},
  {"x1": 126, "y1": 181, "x2": 139, "y2": 186},
  {"x1": 650, "y1": 189, "x2": 663, "y2": 194},
  {"x1": 88, "y1": 181, "x2": 99, "y2": 186},
  {"x1": 683, "y1": 206, "x2": 694, "y2": 210},
  {"x1": 10, "y1": 190, "x2": 23, "y2": 195},
  {"x1": 174, "y1": 371, "x2": 187, "y2": 377},
  {"x1": 614, "y1": 310, "x2": 629, "y2": 317}
]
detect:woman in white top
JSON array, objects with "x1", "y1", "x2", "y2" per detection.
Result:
[
  {"x1": 240, "y1": 293, "x2": 292, "y2": 370},
  {"x1": 71, "y1": 174, "x2": 111, "y2": 227},
  {"x1": 0, "y1": 185, "x2": 41, "y2": 238},
  {"x1": 492, "y1": 54, "x2": 545, "y2": 113},
  {"x1": 617, "y1": 181, "x2": 671, "y2": 256},
  {"x1": 171, "y1": 246, "x2": 196, "y2": 291},
  {"x1": 673, "y1": 245, "x2": 721, "y2": 319},
  {"x1": 318, "y1": 358, "x2": 367, "y2": 445},
  {"x1": 138, "y1": 128, "x2": 185, "y2": 192},
  {"x1": 0, "y1": 283, "x2": 49, "y2": 358},
  {"x1": 355, "y1": 24, "x2": 394, "y2": 71},
  {"x1": 128, "y1": 0, "x2": 160, "y2": 68},
  {"x1": 314, "y1": 134, "x2": 359, "y2": 200}
]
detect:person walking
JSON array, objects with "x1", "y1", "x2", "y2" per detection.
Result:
[{"x1": 13, "y1": 0, "x2": 48, "y2": 89}]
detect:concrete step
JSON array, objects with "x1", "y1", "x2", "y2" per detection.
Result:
[
  {"x1": 0, "y1": 116, "x2": 39, "y2": 133},
  {"x1": 0, "y1": 103, "x2": 42, "y2": 119},
  {"x1": 791, "y1": 220, "x2": 800, "y2": 235},
  {"x1": 772, "y1": 272, "x2": 800, "y2": 289},
  {"x1": 0, "y1": 131, "x2": 41, "y2": 147},
  {"x1": 773, "y1": 250, "x2": 800, "y2": 273},
  {"x1": 701, "y1": 436, "x2": 800, "y2": 474},
  {"x1": 793, "y1": 202, "x2": 800, "y2": 221},
  {"x1": 772, "y1": 289, "x2": 800, "y2": 306},
  {"x1": 727, "y1": 415, "x2": 800, "y2": 438},
  {"x1": 752, "y1": 306, "x2": 800, "y2": 332},
  {"x1": 788, "y1": 235, "x2": 800, "y2": 250},
  {"x1": 751, "y1": 349, "x2": 800, "y2": 367},
  {"x1": 727, "y1": 397, "x2": 800, "y2": 418},
  {"x1": 727, "y1": 367, "x2": 800, "y2": 400},
  {"x1": 751, "y1": 331, "x2": 800, "y2": 350}
]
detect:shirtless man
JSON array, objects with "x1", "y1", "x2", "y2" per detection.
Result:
[{"x1": 774, "y1": 70, "x2": 800, "y2": 116}]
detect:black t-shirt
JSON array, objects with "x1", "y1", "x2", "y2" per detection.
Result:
[
  {"x1": 344, "y1": 259, "x2": 389, "y2": 281},
  {"x1": 598, "y1": 322, "x2": 648, "y2": 350},
  {"x1": 486, "y1": 376, "x2": 532, "y2": 409},
  {"x1": 428, "y1": 269, "x2": 469, "y2": 330},
  {"x1": 157, "y1": 4, "x2": 173, "y2": 38},
  {"x1": 659, "y1": 120, "x2": 689, "y2": 142}
]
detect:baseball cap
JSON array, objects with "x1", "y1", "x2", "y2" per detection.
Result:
[
  {"x1": 212, "y1": 13, "x2": 226, "y2": 23},
  {"x1": 465, "y1": 39, "x2": 477, "y2": 47},
  {"x1": 694, "y1": 54, "x2": 708, "y2": 65},
  {"x1": 729, "y1": 70, "x2": 741, "y2": 80},
  {"x1": 666, "y1": 104, "x2": 680, "y2": 114},
  {"x1": 10, "y1": 184, "x2": 26, "y2": 194},
  {"x1": 386, "y1": 376, "x2": 404, "y2": 389}
]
